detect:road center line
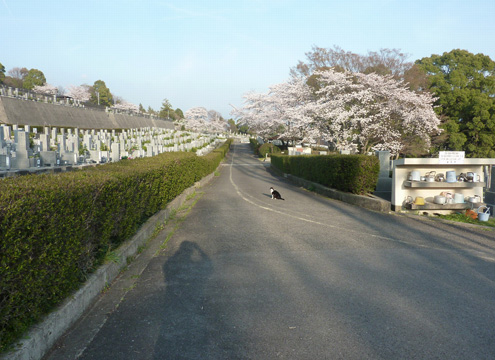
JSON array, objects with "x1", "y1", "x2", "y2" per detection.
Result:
[{"x1": 227, "y1": 147, "x2": 405, "y2": 244}]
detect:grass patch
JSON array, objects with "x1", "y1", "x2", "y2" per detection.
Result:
[
  {"x1": 104, "y1": 250, "x2": 121, "y2": 264},
  {"x1": 154, "y1": 191, "x2": 204, "y2": 256},
  {"x1": 186, "y1": 191, "x2": 197, "y2": 200},
  {"x1": 436, "y1": 212, "x2": 495, "y2": 228}
]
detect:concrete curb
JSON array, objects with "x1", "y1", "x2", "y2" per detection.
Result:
[
  {"x1": 397, "y1": 211, "x2": 495, "y2": 231},
  {"x1": 269, "y1": 165, "x2": 391, "y2": 213},
  {"x1": 1, "y1": 171, "x2": 218, "y2": 360}
]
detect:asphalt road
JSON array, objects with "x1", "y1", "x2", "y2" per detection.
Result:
[{"x1": 46, "y1": 143, "x2": 495, "y2": 360}]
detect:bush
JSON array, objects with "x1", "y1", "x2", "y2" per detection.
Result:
[
  {"x1": 0, "y1": 139, "x2": 232, "y2": 352},
  {"x1": 249, "y1": 138, "x2": 260, "y2": 155},
  {"x1": 258, "y1": 143, "x2": 281, "y2": 158},
  {"x1": 271, "y1": 153, "x2": 379, "y2": 195}
]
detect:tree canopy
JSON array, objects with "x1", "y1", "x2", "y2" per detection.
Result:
[
  {"x1": 235, "y1": 69, "x2": 441, "y2": 157},
  {"x1": 184, "y1": 107, "x2": 226, "y2": 133},
  {"x1": 159, "y1": 98, "x2": 175, "y2": 119},
  {"x1": 22, "y1": 69, "x2": 46, "y2": 90},
  {"x1": 90, "y1": 80, "x2": 113, "y2": 107},
  {"x1": 67, "y1": 85, "x2": 91, "y2": 102},
  {"x1": 291, "y1": 45, "x2": 413, "y2": 80},
  {"x1": 3, "y1": 67, "x2": 28, "y2": 88},
  {"x1": 416, "y1": 49, "x2": 495, "y2": 157},
  {"x1": 0, "y1": 63, "x2": 5, "y2": 84}
]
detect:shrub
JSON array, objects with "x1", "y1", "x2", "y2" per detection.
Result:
[
  {"x1": 271, "y1": 153, "x2": 379, "y2": 195},
  {"x1": 249, "y1": 138, "x2": 260, "y2": 155},
  {"x1": 258, "y1": 143, "x2": 281, "y2": 158},
  {"x1": 0, "y1": 139, "x2": 232, "y2": 352}
]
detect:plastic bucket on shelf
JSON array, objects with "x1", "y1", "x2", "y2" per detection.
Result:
[{"x1": 446, "y1": 171, "x2": 456, "y2": 183}]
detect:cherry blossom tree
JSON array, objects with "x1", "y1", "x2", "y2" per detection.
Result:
[
  {"x1": 33, "y1": 83, "x2": 58, "y2": 96},
  {"x1": 184, "y1": 107, "x2": 227, "y2": 133},
  {"x1": 66, "y1": 85, "x2": 91, "y2": 102},
  {"x1": 207, "y1": 110, "x2": 227, "y2": 133},
  {"x1": 233, "y1": 78, "x2": 316, "y2": 144},
  {"x1": 184, "y1": 107, "x2": 209, "y2": 132},
  {"x1": 112, "y1": 101, "x2": 139, "y2": 112},
  {"x1": 236, "y1": 68, "x2": 441, "y2": 156},
  {"x1": 314, "y1": 68, "x2": 441, "y2": 155}
]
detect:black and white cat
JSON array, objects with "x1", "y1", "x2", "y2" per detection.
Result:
[{"x1": 270, "y1": 187, "x2": 285, "y2": 200}]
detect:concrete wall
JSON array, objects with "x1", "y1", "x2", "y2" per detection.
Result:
[{"x1": 0, "y1": 97, "x2": 174, "y2": 130}]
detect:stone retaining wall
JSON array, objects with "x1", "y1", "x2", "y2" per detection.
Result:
[{"x1": 0, "y1": 97, "x2": 174, "y2": 130}]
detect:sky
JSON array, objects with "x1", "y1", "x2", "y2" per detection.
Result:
[{"x1": 1, "y1": 0, "x2": 494, "y2": 119}]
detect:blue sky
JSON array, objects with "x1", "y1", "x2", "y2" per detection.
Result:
[{"x1": 1, "y1": 0, "x2": 494, "y2": 119}]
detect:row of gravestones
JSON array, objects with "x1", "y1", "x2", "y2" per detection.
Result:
[
  {"x1": 0, "y1": 124, "x2": 220, "y2": 170},
  {"x1": 1, "y1": 85, "x2": 161, "y2": 119},
  {"x1": 0, "y1": 86, "x2": 81, "y2": 106}
]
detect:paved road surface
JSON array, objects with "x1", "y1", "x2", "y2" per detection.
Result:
[{"x1": 46, "y1": 143, "x2": 495, "y2": 359}]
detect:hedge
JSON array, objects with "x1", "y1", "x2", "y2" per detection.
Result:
[
  {"x1": 0, "y1": 139, "x2": 231, "y2": 352},
  {"x1": 271, "y1": 153, "x2": 379, "y2": 195}
]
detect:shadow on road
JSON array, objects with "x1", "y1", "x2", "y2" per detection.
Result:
[{"x1": 152, "y1": 241, "x2": 215, "y2": 359}]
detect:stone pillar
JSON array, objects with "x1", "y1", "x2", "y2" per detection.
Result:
[
  {"x1": 485, "y1": 166, "x2": 495, "y2": 215},
  {"x1": 373, "y1": 151, "x2": 392, "y2": 201}
]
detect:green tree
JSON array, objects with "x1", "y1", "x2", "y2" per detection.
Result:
[
  {"x1": 416, "y1": 49, "x2": 495, "y2": 157},
  {"x1": 90, "y1": 80, "x2": 113, "y2": 107},
  {"x1": 147, "y1": 106, "x2": 157, "y2": 115},
  {"x1": 139, "y1": 103, "x2": 146, "y2": 113},
  {"x1": 4, "y1": 67, "x2": 28, "y2": 88},
  {"x1": 227, "y1": 119, "x2": 237, "y2": 132},
  {"x1": 175, "y1": 108, "x2": 184, "y2": 119},
  {"x1": 238, "y1": 123, "x2": 249, "y2": 134},
  {"x1": 363, "y1": 63, "x2": 392, "y2": 76},
  {"x1": 22, "y1": 69, "x2": 46, "y2": 89},
  {"x1": 0, "y1": 62, "x2": 5, "y2": 84},
  {"x1": 159, "y1": 98, "x2": 179, "y2": 120}
]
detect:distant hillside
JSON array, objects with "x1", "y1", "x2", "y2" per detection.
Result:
[{"x1": 0, "y1": 96, "x2": 174, "y2": 130}]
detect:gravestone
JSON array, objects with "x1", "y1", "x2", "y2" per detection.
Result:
[
  {"x1": 57, "y1": 129, "x2": 67, "y2": 152},
  {"x1": 12, "y1": 130, "x2": 30, "y2": 169},
  {"x1": 40, "y1": 133, "x2": 50, "y2": 152},
  {"x1": 111, "y1": 143, "x2": 120, "y2": 161},
  {"x1": 0, "y1": 126, "x2": 4, "y2": 149},
  {"x1": 51, "y1": 128, "x2": 58, "y2": 147},
  {"x1": 2, "y1": 125, "x2": 11, "y2": 141}
]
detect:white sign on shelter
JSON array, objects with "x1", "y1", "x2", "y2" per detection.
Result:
[{"x1": 439, "y1": 151, "x2": 465, "y2": 164}]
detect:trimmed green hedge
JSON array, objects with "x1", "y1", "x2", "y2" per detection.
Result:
[
  {"x1": 0, "y1": 139, "x2": 231, "y2": 352},
  {"x1": 271, "y1": 153, "x2": 379, "y2": 195}
]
